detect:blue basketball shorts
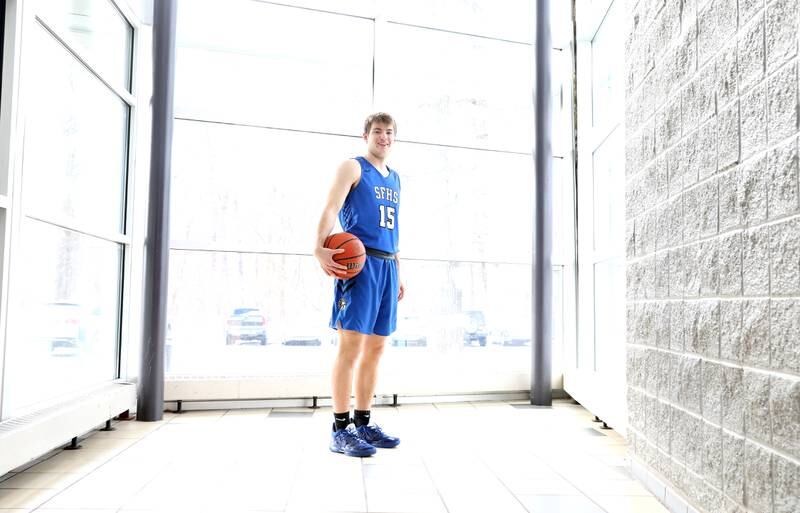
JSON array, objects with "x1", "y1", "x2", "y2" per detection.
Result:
[{"x1": 329, "y1": 254, "x2": 398, "y2": 337}]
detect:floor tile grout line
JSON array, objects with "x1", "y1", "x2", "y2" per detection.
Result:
[
  {"x1": 26, "y1": 414, "x2": 180, "y2": 512},
  {"x1": 499, "y1": 408, "x2": 618, "y2": 513}
]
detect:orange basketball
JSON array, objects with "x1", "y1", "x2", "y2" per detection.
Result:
[{"x1": 324, "y1": 232, "x2": 366, "y2": 279}]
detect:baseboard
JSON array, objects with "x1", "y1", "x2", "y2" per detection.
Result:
[
  {"x1": 0, "y1": 381, "x2": 137, "y2": 476},
  {"x1": 630, "y1": 457, "x2": 701, "y2": 513}
]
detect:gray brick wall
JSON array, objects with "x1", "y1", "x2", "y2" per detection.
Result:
[{"x1": 624, "y1": 1, "x2": 800, "y2": 512}]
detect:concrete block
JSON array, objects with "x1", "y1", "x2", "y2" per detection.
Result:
[
  {"x1": 770, "y1": 376, "x2": 800, "y2": 459},
  {"x1": 701, "y1": 360, "x2": 724, "y2": 424},
  {"x1": 678, "y1": 356, "x2": 703, "y2": 415},
  {"x1": 657, "y1": 98, "x2": 682, "y2": 154},
  {"x1": 644, "y1": 392, "x2": 659, "y2": 441},
  {"x1": 766, "y1": 0, "x2": 799, "y2": 72},
  {"x1": 767, "y1": 61, "x2": 798, "y2": 143},
  {"x1": 668, "y1": 140, "x2": 687, "y2": 197},
  {"x1": 684, "y1": 412, "x2": 703, "y2": 473},
  {"x1": 721, "y1": 364, "x2": 744, "y2": 434},
  {"x1": 655, "y1": 299, "x2": 671, "y2": 347},
  {"x1": 656, "y1": 399, "x2": 671, "y2": 451},
  {"x1": 683, "y1": 63, "x2": 715, "y2": 131},
  {"x1": 715, "y1": 40, "x2": 739, "y2": 109},
  {"x1": 645, "y1": 348, "x2": 660, "y2": 394},
  {"x1": 722, "y1": 431, "x2": 744, "y2": 506},
  {"x1": 719, "y1": 168, "x2": 742, "y2": 231},
  {"x1": 684, "y1": 243, "x2": 701, "y2": 298},
  {"x1": 687, "y1": 119, "x2": 717, "y2": 183},
  {"x1": 669, "y1": 247, "x2": 686, "y2": 298},
  {"x1": 627, "y1": 174, "x2": 643, "y2": 220},
  {"x1": 666, "y1": 195, "x2": 684, "y2": 249},
  {"x1": 697, "y1": 0, "x2": 737, "y2": 66},
  {"x1": 770, "y1": 217, "x2": 800, "y2": 295},
  {"x1": 740, "y1": 84, "x2": 767, "y2": 160},
  {"x1": 767, "y1": 137, "x2": 799, "y2": 220},
  {"x1": 627, "y1": 303, "x2": 637, "y2": 345},
  {"x1": 671, "y1": 407, "x2": 688, "y2": 462},
  {"x1": 701, "y1": 179, "x2": 720, "y2": 236},
  {"x1": 655, "y1": 155, "x2": 669, "y2": 203},
  {"x1": 627, "y1": 72, "x2": 654, "y2": 133},
  {"x1": 718, "y1": 231, "x2": 743, "y2": 296},
  {"x1": 642, "y1": 255, "x2": 656, "y2": 299},
  {"x1": 637, "y1": 300, "x2": 657, "y2": 346},
  {"x1": 701, "y1": 421, "x2": 723, "y2": 489},
  {"x1": 628, "y1": 387, "x2": 646, "y2": 431},
  {"x1": 641, "y1": 209, "x2": 658, "y2": 256},
  {"x1": 718, "y1": 101, "x2": 740, "y2": 171},
  {"x1": 683, "y1": 188, "x2": 702, "y2": 243},
  {"x1": 743, "y1": 370, "x2": 771, "y2": 444},
  {"x1": 774, "y1": 453, "x2": 800, "y2": 513},
  {"x1": 670, "y1": 299, "x2": 685, "y2": 351},
  {"x1": 627, "y1": 219, "x2": 636, "y2": 258},
  {"x1": 770, "y1": 299, "x2": 800, "y2": 374},
  {"x1": 699, "y1": 239, "x2": 720, "y2": 297},
  {"x1": 627, "y1": 260, "x2": 639, "y2": 301},
  {"x1": 742, "y1": 226, "x2": 770, "y2": 296},
  {"x1": 738, "y1": 0, "x2": 762, "y2": 26},
  {"x1": 744, "y1": 440, "x2": 773, "y2": 513},
  {"x1": 738, "y1": 13, "x2": 765, "y2": 93},
  {"x1": 673, "y1": 22, "x2": 698, "y2": 91},
  {"x1": 628, "y1": 346, "x2": 646, "y2": 389},
  {"x1": 738, "y1": 154, "x2": 768, "y2": 226},
  {"x1": 655, "y1": 251, "x2": 670, "y2": 298},
  {"x1": 719, "y1": 299, "x2": 742, "y2": 363},
  {"x1": 742, "y1": 299, "x2": 770, "y2": 367},
  {"x1": 651, "y1": 0, "x2": 681, "y2": 55}
]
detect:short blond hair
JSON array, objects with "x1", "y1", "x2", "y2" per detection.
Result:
[{"x1": 363, "y1": 112, "x2": 397, "y2": 135}]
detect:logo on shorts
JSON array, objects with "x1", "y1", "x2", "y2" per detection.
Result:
[{"x1": 338, "y1": 298, "x2": 347, "y2": 311}]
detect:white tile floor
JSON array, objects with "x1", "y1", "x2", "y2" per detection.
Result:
[{"x1": 0, "y1": 400, "x2": 670, "y2": 513}]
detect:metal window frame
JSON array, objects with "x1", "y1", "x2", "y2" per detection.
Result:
[{"x1": 0, "y1": 0, "x2": 141, "y2": 420}]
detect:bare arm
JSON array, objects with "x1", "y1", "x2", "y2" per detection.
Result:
[{"x1": 314, "y1": 159, "x2": 361, "y2": 277}]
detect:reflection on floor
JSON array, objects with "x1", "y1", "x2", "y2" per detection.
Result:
[{"x1": 0, "y1": 399, "x2": 670, "y2": 513}]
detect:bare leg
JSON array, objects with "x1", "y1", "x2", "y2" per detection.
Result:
[
  {"x1": 354, "y1": 334, "x2": 387, "y2": 411},
  {"x1": 332, "y1": 329, "x2": 366, "y2": 414}
]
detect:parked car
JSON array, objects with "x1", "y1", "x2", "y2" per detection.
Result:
[
  {"x1": 43, "y1": 302, "x2": 84, "y2": 356},
  {"x1": 225, "y1": 307, "x2": 267, "y2": 345},
  {"x1": 489, "y1": 316, "x2": 531, "y2": 347},
  {"x1": 391, "y1": 316, "x2": 427, "y2": 347},
  {"x1": 282, "y1": 334, "x2": 323, "y2": 346},
  {"x1": 461, "y1": 310, "x2": 488, "y2": 346}
]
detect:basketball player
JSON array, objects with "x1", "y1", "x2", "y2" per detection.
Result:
[{"x1": 314, "y1": 113, "x2": 404, "y2": 457}]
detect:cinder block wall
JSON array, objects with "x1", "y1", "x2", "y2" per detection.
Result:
[{"x1": 624, "y1": 0, "x2": 799, "y2": 512}]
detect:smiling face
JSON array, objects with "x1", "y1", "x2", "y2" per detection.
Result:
[{"x1": 364, "y1": 121, "x2": 395, "y2": 160}]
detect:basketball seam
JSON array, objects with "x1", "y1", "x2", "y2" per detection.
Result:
[
  {"x1": 333, "y1": 252, "x2": 366, "y2": 262},
  {"x1": 334, "y1": 237, "x2": 357, "y2": 250}
]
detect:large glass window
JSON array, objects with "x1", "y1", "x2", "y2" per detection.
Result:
[
  {"x1": 37, "y1": 0, "x2": 133, "y2": 92},
  {"x1": 376, "y1": 23, "x2": 533, "y2": 152},
  {"x1": 22, "y1": 21, "x2": 129, "y2": 233},
  {"x1": 1, "y1": 1, "x2": 132, "y2": 419},
  {"x1": 167, "y1": 1, "x2": 573, "y2": 397},
  {"x1": 175, "y1": 0, "x2": 373, "y2": 135},
  {"x1": 3, "y1": 220, "x2": 121, "y2": 416}
]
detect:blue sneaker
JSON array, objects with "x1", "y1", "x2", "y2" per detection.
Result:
[
  {"x1": 330, "y1": 424, "x2": 376, "y2": 457},
  {"x1": 355, "y1": 424, "x2": 400, "y2": 448}
]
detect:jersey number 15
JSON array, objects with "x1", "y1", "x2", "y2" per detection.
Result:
[{"x1": 379, "y1": 205, "x2": 395, "y2": 229}]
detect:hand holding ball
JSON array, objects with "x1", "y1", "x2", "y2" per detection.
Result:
[{"x1": 324, "y1": 232, "x2": 366, "y2": 279}]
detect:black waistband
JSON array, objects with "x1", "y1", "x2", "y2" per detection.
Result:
[{"x1": 366, "y1": 248, "x2": 396, "y2": 260}]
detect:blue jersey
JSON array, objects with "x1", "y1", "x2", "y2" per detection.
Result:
[{"x1": 338, "y1": 156, "x2": 400, "y2": 254}]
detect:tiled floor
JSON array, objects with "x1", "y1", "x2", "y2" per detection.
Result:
[{"x1": 0, "y1": 400, "x2": 670, "y2": 513}]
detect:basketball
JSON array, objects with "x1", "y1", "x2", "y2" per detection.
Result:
[{"x1": 324, "y1": 232, "x2": 366, "y2": 279}]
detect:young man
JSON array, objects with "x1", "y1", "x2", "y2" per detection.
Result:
[{"x1": 314, "y1": 112, "x2": 404, "y2": 457}]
